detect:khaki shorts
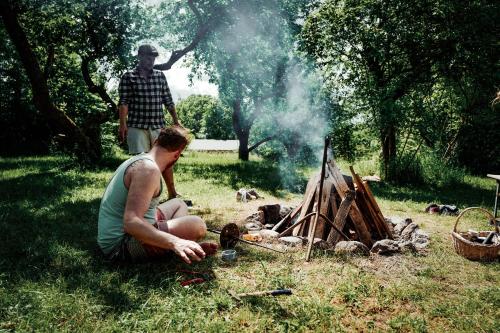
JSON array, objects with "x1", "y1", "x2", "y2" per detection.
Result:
[
  {"x1": 127, "y1": 127, "x2": 162, "y2": 154},
  {"x1": 103, "y1": 209, "x2": 172, "y2": 263}
]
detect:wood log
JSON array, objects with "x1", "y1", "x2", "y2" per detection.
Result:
[
  {"x1": 349, "y1": 166, "x2": 386, "y2": 238},
  {"x1": 349, "y1": 166, "x2": 392, "y2": 239},
  {"x1": 327, "y1": 160, "x2": 373, "y2": 246},
  {"x1": 325, "y1": 192, "x2": 339, "y2": 239},
  {"x1": 272, "y1": 204, "x2": 302, "y2": 232},
  {"x1": 312, "y1": 181, "x2": 334, "y2": 239},
  {"x1": 362, "y1": 180, "x2": 393, "y2": 239},
  {"x1": 355, "y1": 189, "x2": 382, "y2": 237},
  {"x1": 292, "y1": 176, "x2": 318, "y2": 236},
  {"x1": 327, "y1": 189, "x2": 355, "y2": 246}
]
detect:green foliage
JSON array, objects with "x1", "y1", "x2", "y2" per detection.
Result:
[
  {"x1": 300, "y1": 0, "x2": 500, "y2": 179},
  {"x1": 161, "y1": 0, "x2": 321, "y2": 160},
  {"x1": 1, "y1": 0, "x2": 150, "y2": 156},
  {"x1": 175, "y1": 94, "x2": 234, "y2": 139},
  {"x1": 384, "y1": 147, "x2": 468, "y2": 187}
]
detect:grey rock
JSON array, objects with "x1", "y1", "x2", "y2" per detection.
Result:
[
  {"x1": 400, "y1": 222, "x2": 419, "y2": 241},
  {"x1": 278, "y1": 236, "x2": 304, "y2": 246},
  {"x1": 279, "y1": 205, "x2": 293, "y2": 219},
  {"x1": 399, "y1": 241, "x2": 417, "y2": 253},
  {"x1": 393, "y1": 218, "x2": 413, "y2": 236},
  {"x1": 244, "y1": 212, "x2": 264, "y2": 226},
  {"x1": 245, "y1": 222, "x2": 262, "y2": 232},
  {"x1": 371, "y1": 239, "x2": 401, "y2": 255},
  {"x1": 313, "y1": 238, "x2": 331, "y2": 250},
  {"x1": 259, "y1": 229, "x2": 280, "y2": 240},
  {"x1": 334, "y1": 241, "x2": 370, "y2": 255},
  {"x1": 411, "y1": 229, "x2": 430, "y2": 249},
  {"x1": 386, "y1": 216, "x2": 404, "y2": 226}
]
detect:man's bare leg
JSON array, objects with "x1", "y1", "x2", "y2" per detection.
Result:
[
  {"x1": 157, "y1": 198, "x2": 188, "y2": 220},
  {"x1": 155, "y1": 201, "x2": 218, "y2": 257},
  {"x1": 165, "y1": 216, "x2": 218, "y2": 256}
]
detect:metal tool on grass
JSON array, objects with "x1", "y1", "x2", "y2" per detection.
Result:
[
  {"x1": 208, "y1": 223, "x2": 285, "y2": 253},
  {"x1": 229, "y1": 289, "x2": 293, "y2": 301}
]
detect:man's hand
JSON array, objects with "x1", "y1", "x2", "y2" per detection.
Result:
[
  {"x1": 172, "y1": 238, "x2": 206, "y2": 264},
  {"x1": 119, "y1": 124, "x2": 128, "y2": 143},
  {"x1": 168, "y1": 192, "x2": 182, "y2": 200}
]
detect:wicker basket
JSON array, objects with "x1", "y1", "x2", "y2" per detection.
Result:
[{"x1": 451, "y1": 207, "x2": 500, "y2": 261}]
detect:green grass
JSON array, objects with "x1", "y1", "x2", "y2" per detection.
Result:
[{"x1": 0, "y1": 152, "x2": 499, "y2": 332}]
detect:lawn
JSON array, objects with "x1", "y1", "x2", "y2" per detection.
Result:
[{"x1": 0, "y1": 152, "x2": 498, "y2": 332}]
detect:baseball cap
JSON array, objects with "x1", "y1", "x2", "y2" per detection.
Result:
[{"x1": 138, "y1": 44, "x2": 159, "y2": 56}]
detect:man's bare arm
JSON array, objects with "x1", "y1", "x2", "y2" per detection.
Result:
[
  {"x1": 167, "y1": 105, "x2": 180, "y2": 126},
  {"x1": 162, "y1": 166, "x2": 178, "y2": 199},
  {"x1": 123, "y1": 164, "x2": 204, "y2": 263},
  {"x1": 118, "y1": 104, "x2": 128, "y2": 143}
]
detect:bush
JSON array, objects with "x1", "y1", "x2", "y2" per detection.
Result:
[{"x1": 384, "y1": 148, "x2": 466, "y2": 187}]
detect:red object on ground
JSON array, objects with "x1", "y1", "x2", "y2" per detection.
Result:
[{"x1": 180, "y1": 277, "x2": 206, "y2": 287}]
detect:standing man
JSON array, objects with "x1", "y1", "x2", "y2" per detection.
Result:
[
  {"x1": 119, "y1": 44, "x2": 182, "y2": 199},
  {"x1": 118, "y1": 44, "x2": 180, "y2": 154},
  {"x1": 98, "y1": 126, "x2": 217, "y2": 264}
]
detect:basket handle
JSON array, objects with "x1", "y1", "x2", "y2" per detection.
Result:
[{"x1": 453, "y1": 207, "x2": 498, "y2": 233}]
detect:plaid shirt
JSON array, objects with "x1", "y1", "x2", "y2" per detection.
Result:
[{"x1": 118, "y1": 67, "x2": 175, "y2": 129}]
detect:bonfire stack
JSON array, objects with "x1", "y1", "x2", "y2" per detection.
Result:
[{"x1": 273, "y1": 159, "x2": 392, "y2": 249}]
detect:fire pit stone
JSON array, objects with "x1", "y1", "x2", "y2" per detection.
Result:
[
  {"x1": 279, "y1": 236, "x2": 304, "y2": 247},
  {"x1": 259, "y1": 229, "x2": 280, "y2": 240},
  {"x1": 371, "y1": 239, "x2": 401, "y2": 255},
  {"x1": 334, "y1": 241, "x2": 370, "y2": 256}
]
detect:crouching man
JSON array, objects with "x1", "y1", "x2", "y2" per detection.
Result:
[{"x1": 97, "y1": 126, "x2": 217, "y2": 263}]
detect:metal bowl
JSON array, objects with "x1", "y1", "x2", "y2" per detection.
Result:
[{"x1": 221, "y1": 249, "x2": 237, "y2": 261}]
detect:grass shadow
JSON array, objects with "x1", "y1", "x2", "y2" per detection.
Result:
[
  {"x1": 369, "y1": 181, "x2": 495, "y2": 208},
  {"x1": 175, "y1": 159, "x2": 308, "y2": 196}
]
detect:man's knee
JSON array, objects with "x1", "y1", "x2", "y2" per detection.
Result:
[
  {"x1": 167, "y1": 215, "x2": 206, "y2": 241},
  {"x1": 192, "y1": 216, "x2": 207, "y2": 240},
  {"x1": 170, "y1": 198, "x2": 187, "y2": 209}
]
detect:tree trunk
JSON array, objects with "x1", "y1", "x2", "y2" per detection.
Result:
[
  {"x1": 0, "y1": 2, "x2": 98, "y2": 163},
  {"x1": 231, "y1": 98, "x2": 250, "y2": 161},
  {"x1": 81, "y1": 56, "x2": 117, "y2": 123},
  {"x1": 381, "y1": 123, "x2": 397, "y2": 180},
  {"x1": 238, "y1": 131, "x2": 250, "y2": 160}
]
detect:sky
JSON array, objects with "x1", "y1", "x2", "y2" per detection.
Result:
[{"x1": 157, "y1": 55, "x2": 218, "y2": 103}]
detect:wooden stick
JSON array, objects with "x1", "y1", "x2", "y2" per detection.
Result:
[
  {"x1": 314, "y1": 181, "x2": 333, "y2": 239},
  {"x1": 318, "y1": 212, "x2": 350, "y2": 241},
  {"x1": 363, "y1": 180, "x2": 393, "y2": 239},
  {"x1": 305, "y1": 137, "x2": 330, "y2": 262},
  {"x1": 272, "y1": 203, "x2": 302, "y2": 231},
  {"x1": 293, "y1": 184, "x2": 317, "y2": 236},
  {"x1": 278, "y1": 212, "x2": 316, "y2": 237}
]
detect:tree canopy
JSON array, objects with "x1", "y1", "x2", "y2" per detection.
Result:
[
  {"x1": 175, "y1": 94, "x2": 233, "y2": 140},
  {"x1": 300, "y1": 0, "x2": 500, "y2": 178},
  {"x1": 1, "y1": 0, "x2": 498, "y2": 178}
]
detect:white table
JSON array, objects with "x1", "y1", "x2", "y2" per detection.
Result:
[{"x1": 487, "y1": 174, "x2": 500, "y2": 219}]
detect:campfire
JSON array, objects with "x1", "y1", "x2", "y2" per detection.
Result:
[
  {"x1": 270, "y1": 138, "x2": 394, "y2": 260},
  {"x1": 239, "y1": 138, "x2": 429, "y2": 261},
  {"x1": 273, "y1": 161, "x2": 393, "y2": 258}
]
